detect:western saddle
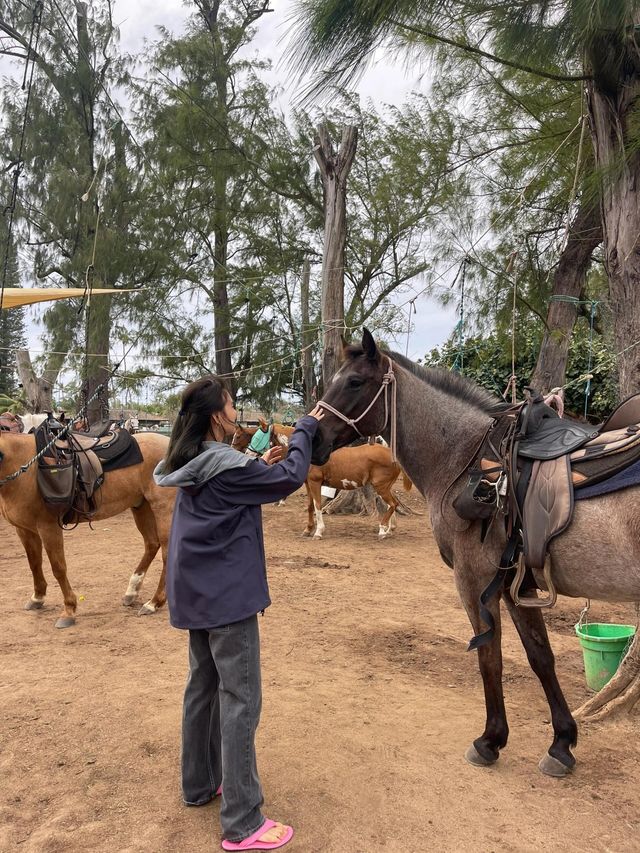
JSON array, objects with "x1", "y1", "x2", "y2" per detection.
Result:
[
  {"x1": 454, "y1": 389, "x2": 640, "y2": 616},
  {"x1": 35, "y1": 423, "x2": 122, "y2": 526},
  {"x1": 0, "y1": 412, "x2": 24, "y2": 433}
]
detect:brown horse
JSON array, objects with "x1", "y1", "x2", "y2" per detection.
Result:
[
  {"x1": 311, "y1": 329, "x2": 640, "y2": 778},
  {"x1": 232, "y1": 421, "x2": 411, "y2": 538},
  {"x1": 0, "y1": 431, "x2": 175, "y2": 628}
]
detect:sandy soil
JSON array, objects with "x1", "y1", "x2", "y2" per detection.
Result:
[{"x1": 1, "y1": 487, "x2": 639, "y2": 853}]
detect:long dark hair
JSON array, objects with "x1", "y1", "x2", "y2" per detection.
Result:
[{"x1": 163, "y1": 375, "x2": 229, "y2": 474}]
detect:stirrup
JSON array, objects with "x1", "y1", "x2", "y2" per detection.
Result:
[{"x1": 511, "y1": 555, "x2": 557, "y2": 608}]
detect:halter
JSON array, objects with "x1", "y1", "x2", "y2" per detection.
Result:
[{"x1": 317, "y1": 357, "x2": 397, "y2": 462}]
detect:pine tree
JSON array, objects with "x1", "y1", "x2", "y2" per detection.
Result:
[{"x1": 0, "y1": 208, "x2": 26, "y2": 399}]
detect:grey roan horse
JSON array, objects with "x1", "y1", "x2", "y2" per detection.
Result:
[{"x1": 311, "y1": 329, "x2": 640, "y2": 777}]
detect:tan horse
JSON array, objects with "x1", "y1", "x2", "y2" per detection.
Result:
[
  {"x1": 232, "y1": 422, "x2": 411, "y2": 538},
  {"x1": 0, "y1": 431, "x2": 175, "y2": 628}
]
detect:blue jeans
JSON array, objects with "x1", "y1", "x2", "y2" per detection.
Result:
[{"x1": 182, "y1": 616, "x2": 265, "y2": 842}]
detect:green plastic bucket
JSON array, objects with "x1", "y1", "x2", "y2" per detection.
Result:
[{"x1": 574, "y1": 622, "x2": 636, "y2": 692}]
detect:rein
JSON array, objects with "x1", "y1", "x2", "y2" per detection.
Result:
[{"x1": 318, "y1": 357, "x2": 398, "y2": 462}]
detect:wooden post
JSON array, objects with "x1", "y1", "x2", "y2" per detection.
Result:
[{"x1": 314, "y1": 123, "x2": 358, "y2": 388}]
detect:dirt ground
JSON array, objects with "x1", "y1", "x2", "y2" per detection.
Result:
[{"x1": 1, "y1": 486, "x2": 639, "y2": 853}]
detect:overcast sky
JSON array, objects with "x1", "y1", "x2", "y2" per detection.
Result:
[{"x1": 10, "y1": 0, "x2": 460, "y2": 363}]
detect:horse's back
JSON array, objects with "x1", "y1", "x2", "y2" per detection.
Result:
[
  {"x1": 329, "y1": 444, "x2": 394, "y2": 465},
  {"x1": 132, "y1": 430, "x2": 170, "y2": 460}
]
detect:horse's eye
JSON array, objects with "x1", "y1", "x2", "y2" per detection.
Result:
[{"x1": 348, "y1": 377, "x2": 363, "y2": 389}]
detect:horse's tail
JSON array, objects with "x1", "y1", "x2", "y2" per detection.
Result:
[{"x1": 401, "y1": 469, "x2": 413, "y2": 491}]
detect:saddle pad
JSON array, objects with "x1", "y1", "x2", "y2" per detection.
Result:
[
  {"x1": 575, "y1": 458, "x2": 640, "y2": 500},
  {"x1": 92, "y1": 429, "x2": 143, "y2": 472}
]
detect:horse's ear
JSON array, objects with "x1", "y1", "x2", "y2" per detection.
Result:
[
  {"x1": 258, "y1": 416, "x2": 268, "y2": 431},
  {"x1": 340, "y1": 334, "x2": 349, "y2": 351},
  {"x1": 362, "y1": 328, "x2": 379, "y2": 361}
]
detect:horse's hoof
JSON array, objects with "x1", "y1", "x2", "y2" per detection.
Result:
[
  {"x1": 539, "y1": 752, "x2": 574, "y2": 777},
  {"x1": 24, "y1": 599, "x2": 44, "y2": 611},
  {"x1": 122, "y1": 594, "x2": 137, "y2": 607},
  {"x1": 301, "y1": 531, "x2": 312, "y2": 538},
  {"x1": 55, "y1": 616, "x2": 76, "y2": 629},
  {"x1": 464, "y1": 744, "x2": 497, "y2": 767},
  {"x1": 138, "y1": 602, "x2": 157, "y2": 616},
  {"x1": 312, "y1": 533, "x2": 323, "y2": 540}
]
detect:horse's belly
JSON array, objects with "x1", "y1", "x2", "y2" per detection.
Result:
[
  {"x1": 91, "y1": 491, "x2": 144, "y2": 520},
  {"x1": 548, "y1": 498, "x2": 640, "y2": 601},
  {"x1": 325, "y1": 476, "x2": 362, "y2": 490}
]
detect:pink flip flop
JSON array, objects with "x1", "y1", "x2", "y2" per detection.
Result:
[{"x1": 221, "y1": 819, "x2": 294, "y2": 851}]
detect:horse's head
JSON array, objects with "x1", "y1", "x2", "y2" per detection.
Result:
[
  {"x1": 311, "y1": 329, "x2": 392, "y2": 465},
  {"x1": 231, "y1": 424, "x2": 255, "y2": 453}
]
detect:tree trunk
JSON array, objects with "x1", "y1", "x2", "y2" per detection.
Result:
[
  {"x1": 300, "y1": 258, "x2": 316, "y2": 409},
  {"x1": 323, "y1": 483, "x2": 381, "y2": 516},
  {"x1": 81, "y1": 292, "x2": 112, "y2": 424},
  {"x1": 323, "y1": 483, "x2": 417, "y2": 517},
  {"x1": 587, "y1": 79, "x2": 640, "y2": 396},
  {"x1": 16, "y1": 350, "x2": 55, "y2": 412},
  {"x1": 314, "y1": 123, "x2": 358, "y2": 388},
  {"x1": 575, "y1": 65, "x2": 640, "y2": 720},
  {"x1": 530, "y1": 197, "x2": 602, "y2": 394}
]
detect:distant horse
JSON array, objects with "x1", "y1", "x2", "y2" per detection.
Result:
[
  {"x1": 0, "y1": 430, "x2": 175, "y2": 628},
  {"x1": 232, "y1": 421, "x2": 411, "y2": 538},
  {"x1": 311, "y1": 329, "x2": 640, "y2": 777},
  {"x1": 0, "y1": 412, "x2": 48, "y2": 433}
]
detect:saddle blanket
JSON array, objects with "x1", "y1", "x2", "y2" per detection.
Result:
[
  {"x1": 575, "y1": 458, "x2": 640, "y2": 500},
  {"x1": 87, "y1": 429, "x2": 143, "y2": 472}
]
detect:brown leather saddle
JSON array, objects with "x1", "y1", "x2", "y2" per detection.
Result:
[
  {"x1": 455, "y1": 390, "x2": 640, "y2": 610},
  {"x1": 0, "y1": 412, "x2": 24, "y2": 433},
  {"x1": 35, "y1": 423, "x2": 138, "y2": 526}
]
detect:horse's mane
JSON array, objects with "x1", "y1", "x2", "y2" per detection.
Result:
[{"x1": 343, "y1": 344, "x2": 508, "y2": 416}]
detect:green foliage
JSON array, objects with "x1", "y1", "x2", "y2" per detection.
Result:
[
  {"x1": 425, "y1": 316, "x2": 618, "y2": 420},
  {"x1": 5, "y1": 0, "x2": 634, "y2": 417}
]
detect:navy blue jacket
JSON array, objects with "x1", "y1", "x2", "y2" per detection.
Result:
[{"x1": 164, "y1": 415, "x2": 318, "y2": 629}]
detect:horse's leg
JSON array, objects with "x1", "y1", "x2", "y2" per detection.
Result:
[
  {"x1": 374, "y1": 482, "x2": 398, "y2": 539},
  {"x1": 15, "y1": 526, "x2": 47, "y2": 610},
  {"x1": 122, "y1": 501, "x2": 160, "y2": 609},
  {"x1": 455, "y1": 567, "x2": 509, "y2": 766},
  {"x1": 38, "y1": 524, "x2": 77, "y2": 629},
  {"x1": 139, "y1": 508, "x2": 168, "y2": 616},
  {"x1": 302, "y1": 480, "x2": 314, "y2": 536},
  {"x1": 311, "y1": 479, "x2": 325, "y2": 539},
  {"x1": 502, "y1": 590, "x2": 577, "y2": 776},
  {"x1": 303, "y1": 479, "x2": 324, "y2": 537}
]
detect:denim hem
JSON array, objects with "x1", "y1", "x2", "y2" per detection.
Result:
[
  {"x1": 183, "y1": 795, "x2": 215, "y2": 806},
  {"x1": 224, "y1": 817, "x2": 267, "y2": 844}
]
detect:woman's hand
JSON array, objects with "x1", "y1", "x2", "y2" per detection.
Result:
[
  {"x1": 262, "y1": 446, "x2": 284, "y2": 466},
  {"x1": 307, "y1": 404, "x2": 325, "y2": 422}
]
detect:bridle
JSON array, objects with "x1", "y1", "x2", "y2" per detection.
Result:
[{"x1": 317, "y1": 357, "x2": 397, "y2": 461}]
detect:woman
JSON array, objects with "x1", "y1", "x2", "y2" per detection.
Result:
[{"x1": 154, "y1": 375, "x2": 322, "y2": 851}]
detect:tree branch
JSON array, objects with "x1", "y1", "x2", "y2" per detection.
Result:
[{"x1": 388, "y1": 19, "x2": 592, "y2": 83}]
